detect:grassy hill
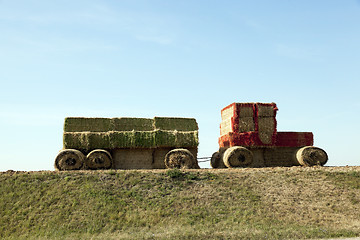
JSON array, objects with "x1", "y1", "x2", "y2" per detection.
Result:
[{"x1": 1, "y1": 166, "x2": 360, "y2": 239}]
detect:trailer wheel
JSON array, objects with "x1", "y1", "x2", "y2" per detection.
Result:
[
  {"x1": 223, "y1": 146, "x2": 253, "y2": 168},
  {"x1": 165, "y1": 149, "x2": 198, "y2": 169},
  {"x1": 210, "y1": 152, "x2": 226, "y2": 168},
  {"x1": 55, "y1": 149, "x2": 85, "y2": 171},
  {"x1": 85, "y1": 149, "x2": 113, "y2": 170},
  {"x1": 296, "y1": 146, "x2": 328, "y2": 166}
]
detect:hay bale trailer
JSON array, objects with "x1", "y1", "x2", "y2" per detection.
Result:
[
  {"x1": 55, "y1": 117, "x2": 199, "y2": 170},
  {"x1": 211, "y1": 102, "x2": 328, "y2": 168}
]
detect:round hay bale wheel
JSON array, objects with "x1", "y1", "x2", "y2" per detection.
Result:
[
  {"x1": 210, "y1": 151, "x2": 226, "y2": 168},
  {"x1": 223, "y1": 146, "x2": 253, "y2": 168},
  {"x1": 296, "y1": 146, "x2": 328, "y2": 166},
  {"x1": 165, "y1": 149, "x2": 197, "y2": 169},
  {"x1": 55, "y1": 149, "x2": 85, "y2": 171},
  {"x1": 85, "y1": 149, "x2": 113, "y2": 170}
]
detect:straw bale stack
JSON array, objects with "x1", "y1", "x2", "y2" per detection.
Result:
[
  {"x1": 237, "y1": 104, "x2": 256, "y2": 133},
  {"x1": 256, "y1": 103, "x2": 277, "y2": 145},
  {"x1": 63, "y1": 117, "x2": 198, "y2": 150},
  {"x1": 220, "y1": 103, "x2": 256, "y2": 136},
  {"x1": 63, "y1": 130, "x2": 199, "y2": 150},
  {"x1": 59, "y1": 117, "x2": 199, "y2": 170},
  {"x1": 219, "y1": 103, "x2": 277, "y2": 146}
]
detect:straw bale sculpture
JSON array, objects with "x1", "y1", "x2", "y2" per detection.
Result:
[
  {"x1": 55, "y1": 117, "x2": 199, "y2": 170},
  {"x1": 211, "y1": 102, "x2": 328, "y2": 168}
]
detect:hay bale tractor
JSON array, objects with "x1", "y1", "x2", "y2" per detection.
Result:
[
  {"x1": 211, "y1": 102, "x2": 328, "y2": 168},
  {"x1": 55, "y1": 117, "x2": 199, "y2": 170}
]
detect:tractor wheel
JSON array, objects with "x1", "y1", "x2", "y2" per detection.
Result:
[
  {"x1": 165, "y1": 149, "x2": 198, "y2": 169},
  {"x1": 223, "y1": 146, "x2": 253, "y2": 168},
  {"x1": 55, "y1": 149, "x2": 85, "y2": 171},
  {"x1": 85, "y1": 149, "x2": 113, "y2": 170},
  {"x1": 296, "y1": 146, "x2": 328, "y2": 166},
  {"x1": 210, "y1": 151, "x2": 226, "y2": 168}
]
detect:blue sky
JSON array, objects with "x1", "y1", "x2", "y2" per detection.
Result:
[{"x1": 1, "y1": 0, "x2": 359, "y2": 171}]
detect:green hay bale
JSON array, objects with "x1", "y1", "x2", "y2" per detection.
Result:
[
  {"x1": 154, "y1": 117, "x2": 198, "y2": 131},
  {"x1": 109, "y1": 131, "x2": 157, "y2": 148},
  {"x1": 155, "y1": 130, "x2": 177, "y2": 147},
  {"x1": 112, "y1": 118, "x2": 154, "y2": 131},
  {"x1": 87, "y1": 132, "x2": 111, "y2": 149},
  {"x1": 155, "y1": 130, "x2": 198, "y2": 148},
  {"x1": 64, "y1": 118, "x2": 112, "y2": 132},
  {"x1": 109, "y1": 131, "x2": 135, "y2": 148},
  {"x1": 133, "y1": 131, "x2": 156, "y2": 148},
  {"x1": 64, "y1": 128, "x2": 198, "y2": 150},
  {"x1": 64, "y1": 117, "x2": 197, "y2": 133},
  {"x1": 175, "y1": 131, "x2": 199, "y2": 147},
  {"x1": 64, "y1": 132, "x2": 112, "y2": 150},
  {"x1": 63, "y1": 132, "x2": 86, "y2": 150}
]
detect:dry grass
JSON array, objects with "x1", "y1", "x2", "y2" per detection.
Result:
[{"x1": 1, "y1": 166, "x2": 360, "y2": 239}]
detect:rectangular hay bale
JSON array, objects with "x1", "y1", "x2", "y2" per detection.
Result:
[
  {"x1": 64, "y1": 132, "x2": 112, "y2": 150},
  {"x1": 155, "y1": 130, "x2": 177, "y2": 147},
  {"x1": 112, "y1": 118, "x2": 154, "y2": 131},
  {"x1": 220, "y1": 119, "x2": 232, "y2": 136},
  {"x1": 133, "y1": 131, "x2": 156, "y2": 148},
  {"x1": 175, "y1": 131, "x2": 199, "y2": 147},
  {"x1": 63, "y1": 132, "x2": 85, "y2": 150},
  {"x1": 112, "y1": 148, "x2": 155, "y2": 169},
  {"x1": 238, "y1": 117, "x2": 255, "y2": 132},
  {"x1": 221, "y1": 104, "x2": 235, "y2": 121},
  {"x1": 257, "y1": 103, "x2": 277, "y2": 117},
  {"x1": 238, "y1": 105, "x2": 255, "y2": 118},
  {"x1": 154, "y1": 117, "x2": 198, "y2": 131},
  {"x1": 64, "y1": 118, "x2": 112, "y2": 132}
]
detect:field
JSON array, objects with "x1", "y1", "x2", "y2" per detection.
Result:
[{"x1": 1, "y1": 166, "x2": 360, "y2": 239}]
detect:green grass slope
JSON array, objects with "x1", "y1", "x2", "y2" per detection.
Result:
[{"x1": 1, "y1": 167, "x2": 360, "y2": 240}]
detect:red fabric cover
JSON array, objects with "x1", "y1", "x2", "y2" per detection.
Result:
[
  {"x1": 219, "y1": 131, "x2": 313, "y2": 148},
  {"x1": 219, "y1": 103, "x2": 312, "y2": 147},
  {"x1": 275, "y1": 132, "x2": 313, "y2": 147},
  {"x1": 219, "y1": 132, "x2": 265, "y2": 148}
]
